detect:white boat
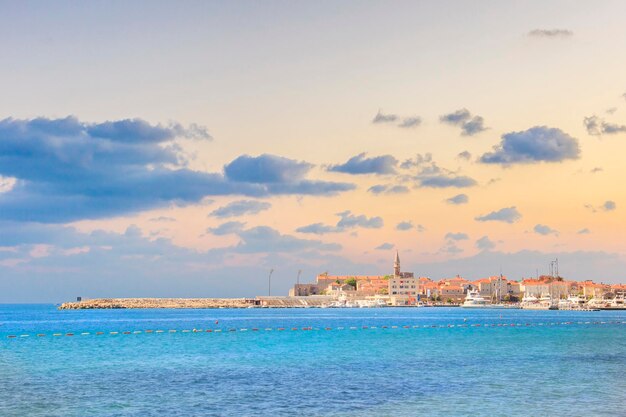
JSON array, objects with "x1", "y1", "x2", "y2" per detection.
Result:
[
  {"x1": 461, "y1": 290, "x2": 488, "y2": 308},
  {"x1": 461, "y1": 290, "x2": 521, "y2": 309},
  {"x1": 521, "y1": 294, "x2": 557, "y2": 310},
  {"x1": 558, "y1": 295, "x2": 592, "y2": 310}
]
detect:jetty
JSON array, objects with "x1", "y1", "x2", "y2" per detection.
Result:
[{"x1": 58, "y1": 296, "x2": 334, "y2": 310}]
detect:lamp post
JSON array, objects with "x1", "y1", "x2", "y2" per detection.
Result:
[{"x1": 268, "y1": 269, "x2": 274, "y2": 297}]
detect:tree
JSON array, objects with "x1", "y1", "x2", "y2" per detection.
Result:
[{"x1": 345, "y1": 278, "x2": 357, "y2": 289}]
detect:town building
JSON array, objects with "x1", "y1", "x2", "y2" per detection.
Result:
[{"x1": 388, "y1": 250, "x2": 418, "y2": 305}]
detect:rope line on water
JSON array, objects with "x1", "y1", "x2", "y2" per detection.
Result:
[{"x1": 4, "y1": 320, "x2": 626, "y2": 339}]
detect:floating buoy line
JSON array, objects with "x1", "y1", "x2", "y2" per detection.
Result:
[{"x1": 3, "y1": 320, "x2": 625, "y2": 339}]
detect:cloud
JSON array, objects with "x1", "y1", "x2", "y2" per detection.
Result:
[
  {"x1": 441, "y1": 242, "x2": 463, "y2": 255},
  {"x1": 534, "y1": 224, "x2": 558, "y2": 236},
  {"x1": 294, "y1": 223, "x2": 338, "y2": 235},
  {"x1": 457, "y1": 151, "x2": 472, "y2": 160},
  {"x1": 367, "y1": 184, "x2": 409, "y2": 195},
  {"x1": 590, "y1": 167, "x2": 603, "y2": 174},
  {"x1": 577, "y1": 228, "x2": 591, "y2": 235},
  {"x1": 328, "y1": 153, "x2": 398, "y2": 175},
  {"x1": 234, "y1": 226, "x2": 341, "y2": 253},
  {"x1": 372, "y1": 110, "x2": 398, "y2": 124},
  {"x1": 296, "y1": 210, "x2": 383, "y2": 235},
  {"x1": 480, "y1": 126, "x2": 580, "y2": 164},
  {"x1": 419, "y1": 175, "x2": 477, "y2": 188},
  {"x1": 0, "y1": 117, "x2": 354, "y2": 223},
  {"x1": 210, "y1": 200, "x2": 271, "y2": 218},
  {"x1": 375, "y1": 242, "x2": 394, "y2": 250},
  {"x1": 445, "y1": 232, "x2": 469, "y2": 241},
  {"x1": 602, "y1": 200, "x2": 616, "y2": 211},
  {"x1": 475, "y1": 236, "x2": 496, "y2": 251},
  {"x1": 149, "y1": 216, "x2": 177, "y2": 223},
  {"x1": 396, "y1": 221, "x2": 413, "y2": 231},
  {"x1": 400, "y1": 153, "x2": 432, "y2": 170},
  {"x1": 336, "y1": 211, "x2": 383, "y2": 229},
  {"x1": 446, "y1": 194, "x2": 469, "y2": 205},
  {"x1": 224, "y1": 154, "x2": 313, "y2": 183},
  {"x1": 528, "y1": 29, "x2": 573, "y2": 38},
  {"x1": 475, "y1": 207, "x2": 522, "y2": 224},
  {"x1": 415, "y1": 250, "x2": 626, "y2": 284},
  {"x1": 207, "y1": 221, "x2": 246, "y2": 236},
  {"x1": 440, "y1": 108, "x2": 487, "y2": 136},
  {"x1": 398, "y1": 117, "x2": 422, "y2": 129},
  {"x1": 0, "y1": 221, "x2": 354, "y2": 301},
  {"x1": 584, "y1": 116, "x2": 626, "y2": 136},
  {"x1": 401, "y1": 153, "x2": 477, "y2": 188},
  {"x1": 585, "y1": 200, "x2": 616, "y2": 213}
]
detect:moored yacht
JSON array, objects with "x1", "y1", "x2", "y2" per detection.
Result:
[
  {"x1": 461, "y1": 290, "x2": 488, "y2": 308},
  {"x1": 521, "y1": 294, "x2": 557, "y2": 310}
]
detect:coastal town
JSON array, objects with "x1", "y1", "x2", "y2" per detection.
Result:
[
  {"x1": 284, "y1": 251, "x2": 626, "y2": 310},
  {"x1": 60, "y1": 251, "x2": 626, "y2": 310}
]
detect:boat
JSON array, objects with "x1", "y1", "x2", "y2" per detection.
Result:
[
  {"x1": 557, "y1": 295, "x2": 597, "y2": 310},
  {"x1": 521, "y1": 294, "x2": 557, "y2": 310},
  {"x1": 461, "y1": 290, "x2": 520, "y2": 309},
  {"x1": 461, "y1": 290, "x2": 488, "y2": 308}
]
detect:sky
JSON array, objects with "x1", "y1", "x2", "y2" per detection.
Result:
[{"x1": 1, "y1": 1, "x2": 626, "y2": 302}]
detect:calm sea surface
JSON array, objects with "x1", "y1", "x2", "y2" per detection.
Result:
[{"x1": 0, "y1": 304, "x2": 624, "y2": 417}]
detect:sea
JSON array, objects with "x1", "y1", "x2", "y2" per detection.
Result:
[{"x1": 0, "y1": 304, "x2": 624, "y2": 417}]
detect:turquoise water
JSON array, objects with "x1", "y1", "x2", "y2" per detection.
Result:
[{"x1": 1, "y1": 305, "x2": 625, "y2": 417}]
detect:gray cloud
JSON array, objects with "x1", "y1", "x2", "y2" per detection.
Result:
[
  {"x1": 367, "y1": 184, "x2": 409, "y2": 195},
  {"x1": 398, "y1": 117, "x2": 422, "y2": 129},
  {"x1": 590, "y1": 167, "x2": 603, "y2": 174},
  {"x1": 441, "y1": 242, "x2": 463, "y2": 255},
  {"x1": 585, "y1": 200, "x2": 616, "y2": 213},
  {"x1": 207, "y1": 221, "x2": 246, "y2": 236},
  {"x1": 528, "y1": 29, "x2": 573, "y2": 38},
  {"x1": 480, "y1": 126, "x2": 580, "y2": 165},
  {"x1": 445, "y1": 232, "x2": 469, "y2": 241},
  {"x1": 577, "y1": 228, "x2": 591, "y2": 235},
  {"x1": 224, "y1": 154, "x2": 312, "y2": 183},
  {"x1": 402, "y1": 154, "x2": 477, "y2": 188},
  {"x1": 375, "y1": 242, "x2": 394, "y2": 250},
  {"x1": 457, "y1": 151, "x2": 472, "y2": 160},
  {"x1": 336, "y1": 211, "x2": 384, "y2": 229},
  {"x1": 534, "y1": 224, "x2": 558, "y2": 236},
  {"x1": 235, "y1": 226, "x2": 341, "y2": 254},
  {"x1": 584, "y1": 116, "x2": 626, "y2": 136},
  {"x1": 475, "y1": 236, "x2": 496, "y2": 251},
  {"x1": 294, "y1": 223, "x2": 338, "y2": 235},
  {"x1": 396, "y1": 221, "x2": 413, "y2": 231},
  {"x1": 296, "y1": 210, "x2": 384, "y2": 235},
  {"x1": 210, "y1": 200, "x2": 271, "y2": 218},
  {"x1": 475, "y1": 207, "x2": 522, "y2": 224},
  {"x1": 149, "y1": 216, "x2": 177, "y2": 223},
  {"x1": 440, "y1": 108, "x2": 487, "y2": 136},
  {"x1": 372, "y1": 110, "x2": 398, "y2": 124},
  {"x1": 602, "y1": 200, "x2": 616, "y2": 211},
  {"x1": 0, "y1": 117, "x2": 354, "y2": 223},
  {"x1": 446, "y1": 194, "x2": 469, "y2": 205},
  {"x1": 328, "y1": 153, "x2": 398, "y2": 175},
  {"x1": 419, "y1": 175, "x2": 477, "y2": 188}
]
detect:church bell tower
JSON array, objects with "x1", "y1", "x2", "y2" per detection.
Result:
[{"x1": 393, "y1": 250, "x2": 401, "y2": 277}]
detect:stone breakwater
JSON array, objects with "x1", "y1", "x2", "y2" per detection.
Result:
[
  {"x1": 58, "y1": 298, "x2": 254, "y2": 309},
  {"x1": 58, "y1": 296, "x2": 334, "y2": 309}
]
